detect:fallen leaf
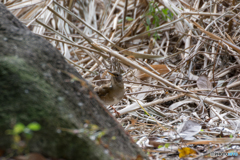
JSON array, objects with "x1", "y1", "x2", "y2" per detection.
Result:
[
  {"x1": 177, "y1": 120, "x2": 201, "y2": 140},
  {"x1": 136, "y1": 65, "x2": 170, "y2": 79},
  {"x1": 178, "y1": 147, "x2": 197, "y2": 158},
  {"x1": 197, "y1": 75, "x2": 213, "y2": 92}
]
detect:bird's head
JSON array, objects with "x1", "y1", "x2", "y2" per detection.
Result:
[{"x1": 108, "y1": 71, "x2": 123, "y2": 86}]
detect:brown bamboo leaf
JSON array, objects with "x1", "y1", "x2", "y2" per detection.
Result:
[{"x1": 136, "y1": 64, "x2": 170, "y2": 79}]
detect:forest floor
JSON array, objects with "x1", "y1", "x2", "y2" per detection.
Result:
[{"x1": 3, "y1": 0, "x2": 240, "y2": 159}]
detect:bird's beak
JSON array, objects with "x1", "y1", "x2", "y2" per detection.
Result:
[{"x1": 108, "y1": 71, "x2": 115, "y2": 77}]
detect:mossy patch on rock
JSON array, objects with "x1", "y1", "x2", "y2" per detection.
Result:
[{"x1": 0, "y1": 56, "x2": 111, "y2": 159}]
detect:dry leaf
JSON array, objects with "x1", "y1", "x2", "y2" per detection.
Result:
[
  {"x1": 197, "y1": 75, "x2": 213, "y2": 91},
  {"x1": 137, "y1": 65, "x2": 170, "y2": 79},
  {"x1": 178, "y1": 147, "x2": 197, "y2": 158},
  {"x1": 177, "y1": 120, "x2": 202, "y2": 140}
]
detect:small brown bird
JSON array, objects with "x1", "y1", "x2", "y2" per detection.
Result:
[{"x1": 94, "y1": 71, "x2": 125, "y2": 105}]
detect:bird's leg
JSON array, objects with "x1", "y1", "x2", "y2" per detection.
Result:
[{"x1": 110, "y1": 105, "x2": 120, "y2": 117}]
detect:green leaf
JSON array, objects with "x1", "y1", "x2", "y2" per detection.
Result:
[
  {"x1": 27, "y1": 122, "x2": 41, "y2": 131},
  {"x1": 126, "y1": 17, "x2": 133, "y2": 21},
  {"x1": 149, "y1": 4, "x2": 154, "y2": 13},
  {"x1": 168, "y1": 12, "x2": 173, "y2": 20},
  {"x1": 146, "y1": 10, "x2": 151, "y2": 16},
  {"x1": 151, "y1": 7, "x2": 156, "y2": 16},
  {"x1": 146, "y1": 17, "x2": 151, "y2": 25},
  {"x1": 97, "y1": 130, "x2": 106, "y2": 138},
  {"x1": 230, "y1": 134, "x2": 233, "y2": 138},
  {"x1": 162, "y1": 8, "x2": 168, "y2": 15},
  {"x1": 164, "y1": 143, "x2": 170, "y2": 148},
  {"x1": 154, "y1": 15, "x2": 159, "y2": 27},
  {"x1": 201, "y1": 129, "x2": 204, "y2": 131},
  {"x1": 158, "y1": 145, "x2": 163, "y2": 149},
  {"x1": 118, "y1": 19, "x2": 123, "y2": 23},
  {"x1": 90, "y1": 124, "x2": 99, "y2": 131},
  {"x1": 152, "y1": 18, "x2": 155, "y2": 25},
  {"x1": 153, "y1": 6, "x2": 156, "y2": 13},
  {"x1": 146, "y1": 25, "x2": 150, "y2": 31},
  {"x1": 13, "y1": 123, "x2": 25, "y2": 134}
]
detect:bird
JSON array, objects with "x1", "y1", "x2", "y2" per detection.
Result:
[{"x1": 94, "y1": 71, "x2": 125, "y2": 106}]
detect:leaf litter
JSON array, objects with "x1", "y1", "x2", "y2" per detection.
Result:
[{"x1": 4, "y1": 0, "x2": 240, "y2": 159}]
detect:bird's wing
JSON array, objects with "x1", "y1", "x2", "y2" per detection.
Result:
[{"x1": 94, "y1": 85, "x2": 111, "y2": 97}]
